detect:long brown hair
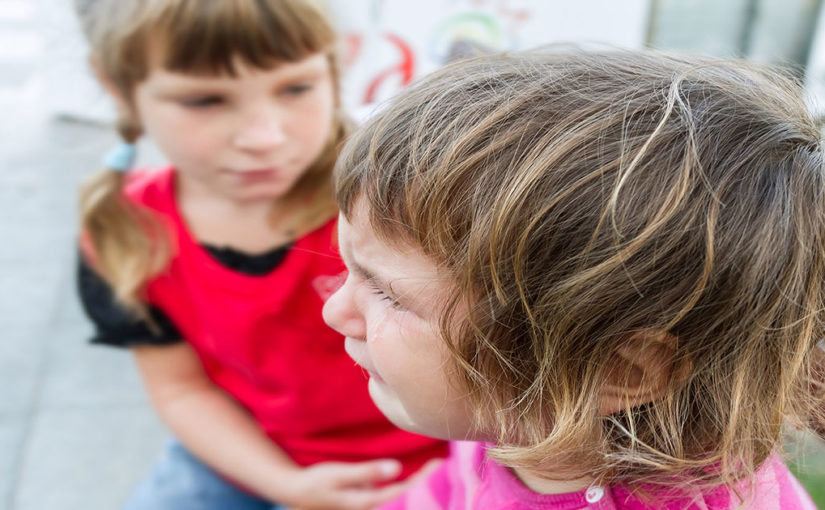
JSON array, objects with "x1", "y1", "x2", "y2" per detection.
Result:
[
  {"x1": 335, "y1": 50, "x2": 825, "y2": 494},
  {"x1": 76, "y1": 0, "x2": 347, "y2": 313}
]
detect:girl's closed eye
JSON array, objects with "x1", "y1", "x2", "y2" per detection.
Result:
[
  {"x1": 281, "y1": 82, "x2": 314, "y2": 97},
  {"x1": 179, "y1": 95, "x2": 224, "y2": 109},
  {"x1": 369, "y1": 283, "x2": 404, "y2": 310}
]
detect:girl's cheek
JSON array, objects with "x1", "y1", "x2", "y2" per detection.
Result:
[
  {"x1": 368, "y1": 309, "x2": 410, "y2": 351},
  {"x1": 368, "y1": 310, "x2": 392, "y2": 345}
]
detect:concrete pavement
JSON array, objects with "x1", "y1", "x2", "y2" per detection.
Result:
[{"x1": 0, "y1": 3, "x2": 166, "y2": 508}]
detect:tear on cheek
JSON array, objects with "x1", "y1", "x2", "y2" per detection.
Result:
[
  {"x1": 371, "y1": 313, "x2": 388, "y2": 343},
  {"x1": 370, "y1": 310, "x2": 407, "y2": 345}
]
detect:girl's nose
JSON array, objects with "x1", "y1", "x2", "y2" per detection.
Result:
[
  {"x1": 233, "y1": 109, "x2": 287, "y2": 151},
  {"x1": 322, "y1": 279, "x2": 366, "y2": 341}
]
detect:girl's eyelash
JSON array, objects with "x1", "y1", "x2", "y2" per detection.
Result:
[
  {"x1": 283, "y1": 83, "x2": 313, "y2": 95},
  {"x1": 369, "y1": 286, "x2": 403, "y2": 310},
  {"x1": 179, "y1": 83, "x2": 313, "y2": 107},
  {"x1": 181, "y1": 96, "x2": 223, "y2": 108}
]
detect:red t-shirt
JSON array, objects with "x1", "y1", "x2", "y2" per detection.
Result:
[{"x1": 125, "y1": 167, "x2": 446, "y2": 478}]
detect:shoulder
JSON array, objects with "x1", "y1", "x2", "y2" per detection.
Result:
[
  {"x1": 78, "y1": 166, "x2": 178, "y2": 264},
  {"x1": 300, "y1": 214, "x2": 338, "y2": 239},
  {"x1": 743, "y1": 454, "x2": 817, "y2": 510},
  {"x1": 379, "y1": 442, "x2": 485, "y2": 510},
  {"x1": 289, "y1": 216, "x2": 341, "y2": 265},
  {"x1": 611, "y1": 454, "x2": 817, "y2": 510},
  {"x1": 122, "y1": 166, "x2": 176, "y2": 209},
  {"x1": 76, "y1": 254, "x2": 182, "y2": 348},
  {"x1": 297, "y1": 215, "x2": 340, "y2": 253}
]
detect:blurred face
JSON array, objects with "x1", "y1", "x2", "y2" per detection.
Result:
[
  {"x1": 322, "y1": 204, "x2": 477, "y2": 440},
  {"x1": 130, "y1": 52, "x2": 335, "y2": 203}
]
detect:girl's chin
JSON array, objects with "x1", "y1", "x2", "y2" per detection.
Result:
[
  {"x1": 366, "y1": 378, "x2": 473, "y2": 441},
  {"x1": 367, "y1": 378, "x2": 414, "y2": 428}
]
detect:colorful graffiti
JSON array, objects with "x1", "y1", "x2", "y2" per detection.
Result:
[
  {"x1": 342, "y1": 32, "x2": 416, "y2": 104},
  {"x1": 362, "y1": 34, "x2": 415, "y2": 104},
  {"x1": 341, "y1": 1, "x2": 535, "y2": 105}
]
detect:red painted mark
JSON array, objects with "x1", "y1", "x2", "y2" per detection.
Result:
[{"x1": 363, "y1": 33, "x2": 416, "y2": 104}]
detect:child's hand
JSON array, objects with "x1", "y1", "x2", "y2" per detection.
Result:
[{"x1": 285, "y1": 459, "x2": 406, "y2": 510}]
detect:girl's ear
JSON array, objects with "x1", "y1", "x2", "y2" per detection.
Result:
[
  {"x1": 88, "y1": 55, "x2": 134, "y2": 118},
  {"x1": 598, "y1": 330, "x2": 691, "y2": 416}
]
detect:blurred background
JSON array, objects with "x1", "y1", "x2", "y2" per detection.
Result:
[{"x1": 1, "y1": 0, "x2": 824, "y2": 508}]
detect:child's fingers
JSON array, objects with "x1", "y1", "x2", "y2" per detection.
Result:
[
  {"x1": 287, "y1": 483, "x2": 406, "y2": 510},
  {"x1": 287, "y1": 460, "x2": 405, "y2": 510},
  {"x1": 402, "y1": 458, "x2": 444, "y2": 486},
  {"x1": 329, "y1": 459, "x2": 402, "y2": 486}
]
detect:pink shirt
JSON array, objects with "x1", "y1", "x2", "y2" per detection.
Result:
[{"x1": 383, "y1": 442, "x2": 816, "y2": 509}]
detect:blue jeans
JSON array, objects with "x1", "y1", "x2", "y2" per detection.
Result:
[{"x1": 124, "y1": 439, "x2": 284, "y2": 510}]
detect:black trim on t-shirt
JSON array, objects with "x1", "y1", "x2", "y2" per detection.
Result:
[
  {"x1": 78, "y1": 242, "x2": 292, "y2": 348},
  {"x1": 202, "y1": 242, "x2": 290, "y2": 276}
]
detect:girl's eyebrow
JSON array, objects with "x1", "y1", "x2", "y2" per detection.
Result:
[
  {"x1": 349, "y1": 259, "x2": 391, "y2": 290},
  {"x1": 277, "y1": 67, "x2": 327, "y2": 80},
  {"x1": 152, "y1": 75, "x2": 234, "y2": 92},
  {"x1": 345, "y1": 251, "x2": 406, "y2": 300}
]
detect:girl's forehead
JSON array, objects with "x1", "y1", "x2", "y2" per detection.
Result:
[{"x1": 341, "y1": 207, "x2": 444, "y2": 278}]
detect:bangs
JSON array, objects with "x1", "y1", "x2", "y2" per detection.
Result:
[{"x1": 154, "y1": 0, "x2": 335, "y2": 76}]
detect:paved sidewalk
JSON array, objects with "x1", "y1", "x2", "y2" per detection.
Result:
[
  {"x1": 0, "y1": 111, "x2": 168, "y2": 510},
  {"x1": 0, "y1": 4, "x2": 167, "y2": 509}
]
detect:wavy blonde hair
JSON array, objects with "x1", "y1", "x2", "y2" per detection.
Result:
[
  {"x1": 76, "y1": 0, "x2": 346, "y2": 313},
  {"x1": 335, "y1": 50, "x2": 825, "y2": 495}
]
